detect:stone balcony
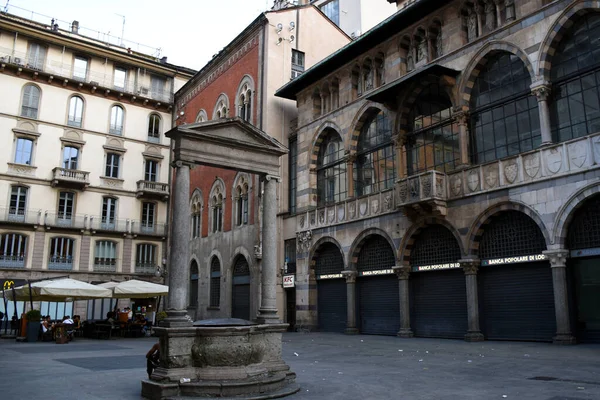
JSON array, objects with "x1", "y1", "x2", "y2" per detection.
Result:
[
  {"x1": 396, "y1": 170, "x2": 448, "y2": 218},
  {"x1": 136, "y1": 180, "x2": 169, "y2": 201},
  {"x1": 51, "y1": 167, "x2": 90, "y2": 190}
]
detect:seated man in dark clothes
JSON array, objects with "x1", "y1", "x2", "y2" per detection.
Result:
[{"x1": 146, "y1": 342, "x2": 160, "y2": 379}]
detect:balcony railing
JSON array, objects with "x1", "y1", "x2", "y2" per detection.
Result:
[
  {"x1": 44, "y1": 212, "x2": 87, "y2": 229},
  {"x1": 0, "y1": 206, "x2": 42, "y2": 225},
  {"x1": 0, "y1": 255, "x2": 26, "y2": 269},
  {"x1": 395, "y1": 170, "x2": 448, "y2": 217},
  {"x1": 135, "y1": 263, "x2": 157, "y2": 275},
  {"x1": 88, "y1": 217, "x2": 129, "y2": 233},
  {"x1": 51, "y1": 167, "x2": 90, "y2": 189},
  {"x1": 48, "y1": 257, "x2": 73, "y2": 271},
  {"x1": 136, "y1": 180, "x2": 169, "y2": 201},
  {"x1": 93, "y1": 260, "x2": 117, "y2": 273},
  {"x1": 0, "y1": 46, "x2": 174, "y2": 104},
  {"x1": 147, "y1": 135, "x2": 160, "y2": 144},
  {"x1": 130, "y1": 221, "x2": 167, "y2": 236}
]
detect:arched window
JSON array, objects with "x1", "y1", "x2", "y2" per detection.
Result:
[
  {"x1": 317, "y1": 130, "x2": 346, "y2": 206},
  {"x1": 550, "y1": 12, "x2": 600, "y2": 142},
  {"x1": 109, "y1": 105, "x2": 124, "y2": 135},
  {"x1": 470, "y1": 52, "x2": 539, "y2": 164},
  {"x1": 94, "y1": 240, "x2": 117, "y2": 272},
  {"x1": 234, "y1": 175, "x2": 249, "y2": 226},
  {"x1": 210, "y1": 182, "x2": 224, "y2": 233},
  {"x1": 214, "y1": 95, "x2": 228, "y2": 119},
  {"x1": 407, "y1": 82, "x2": 459, "y2": 174},
  {"x1": 354, "y1": 111, "x2": 395, "y2": 196},
  {"x1": 238, "y1": 83, "x2": 252, "y2": 123},
  {"x1": 196, "y1": 109, "x2": 208, "y2": 122},
  {"x1": 190, "y1": 261, "x2": 199, "y2": 307},
  {"x1": 148, "y1": 114, "x2": 161, "y2": 143},
  {"x1": 209, "y1": 257, "x2": 221, "y2": 308},
  {"x1": 67, "y1": 96, "x2": 84, "y2": 127},
  {"x1": 190, "y1": 191, "x2": 202, "y2": 239},
  {"x1": 21, "y1": 84, "x2": 40, "y2": 119},
  {"x1": 0, "y1": 233, "x2": 27, "y2": 268}
]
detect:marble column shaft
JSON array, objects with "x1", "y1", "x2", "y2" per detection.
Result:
[
  {"x1": 257, "y1": 175, "x2": 279, "y2": 323},
  {"x1": 393, "y1": 266, "x2": 413, "y2": 338},
  {"x1": 342, "y1": 270, "x2": 358, "y2": 334},
  {"x1": 532, "y1": 84, "x2": 553, "y2": 145},
  {"x1": 461, "y1": 259, "x2": 484, "y2": 342},
  {"x1": 543, "y1": 249, "x2": 576, "y2": 344}
]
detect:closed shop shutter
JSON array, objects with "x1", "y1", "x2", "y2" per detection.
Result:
[
  {"x1": 410, "y1": 269, "x2": 468, "y2": 339},
  {"x1": 358, "y1": 275, "x2": 399, "y2": 335},
  {"x1": 317, "y1": 279, "x2": 347, "y2": 333},
  {"x1": 232, "y1": 280, "x2": 250, "y2": 320},
  {"x1": 479, "y1": 262, "x2": 555, "y2": 341}
]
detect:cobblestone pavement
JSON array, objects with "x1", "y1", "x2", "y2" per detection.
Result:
[{"x1": 0, "y1": 333, "x2": 598, "y2": 399}]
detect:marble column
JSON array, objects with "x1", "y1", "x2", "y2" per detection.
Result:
[
  {"x1": 531, "y1": 83, "x2": 553, "y2": 146},
  {"x1": 346, "y1": 154, "x2": 355, "y2": 198},
  {"x1": 342, "y1": 270, "x2": 358, "y2": 334},
  {"x1": 460, "y1": 258, "x2": 484, "y2": 342},
  {"x1": 394, "y1": 136, "x2": 407, "y2": 179},
  {"x1": 163, "y1": 161, "x2": 192, "y2": 327},
  {"x1": 257, "y1": 175, "x2": 280, "y2": 323},
  {"x1": 393, "y1": 265, "x2": 413, "y2": 338},
  {"x1": 455, "y1": 111, "x2": 470, "y2": 167},
  {"x1": 543, "y1": 249, "x2": 577, "y2": 345}
]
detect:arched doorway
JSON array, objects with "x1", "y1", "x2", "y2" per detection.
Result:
[
  {"x1": 356, "y1": 235, "x2": 399, "y2": 335},
  {"x1": 314, "y1": 242, "x2": 346, "y2": 333},
  {"x1": 478, "y1": 211, "x2": 555, "y2": 341},
  {"x1": 409, "y1": 225, "x2": 467, "y2": 338},
  {"x1": 189, "y1": 260, "x2": 199, "y2": 309},
  {"x1": 567, "y1": 195, "x2": 600, "y2": 343},
  {"x1": 231, "y1": 255, "x2": 250, "y2": 320}
]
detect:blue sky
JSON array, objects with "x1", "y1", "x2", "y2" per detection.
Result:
[{"x1": 4, "y1": 0, "x2": 273, "y2": 70}]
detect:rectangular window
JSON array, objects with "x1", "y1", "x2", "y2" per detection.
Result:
[
  {"x1": 142, "y1": 202, "x2": 155, "y2": 231},
  {"x1": 0, "y1": 233, "x2": 27, "y2": 268},
  {"x1": 73, "y1": 56, "x2": 88, "y2": 81},
  {"x1": 151, "y1": 76, "x2": 166, "y2": 99},
  {"x1": 291, "y1": 50, "x2": 305, "y2": 80},
  {"x1": 113, "y1": 67, "x2": 127, "y2": 89},
  {"x1": 136, "y1": 243, "x2": 156, "y2": 272},
  {"x1": 58, "y1": 192, "x2": 74, "y2": 222},
  {"x1": 15, "y1": 138, "x2": 33, "y2": 165},
  {"x1": 192, "y1": 214, "x2": 201, "y2": 238},
  {"x1": 26, "y1": 43, "x2": 46, "y2": 70},
  {"x1": 101, "y1": 198, "x2": 117, "y2": 229},
  {"x1": 320, "y1": 0, "x2": 340, "y2": 26},
  {"x1": 288, "y1": 137, "x2": 297, "y2": 213},
  {"x1": 145, "y1": 159, "x2": 158, "y2": 182},
  {"x1": 105, "y1": 153, "x2": 120, "y2": 178},
  {"x1": 94, "y1": 240, "x2": 117, "y2": 270},
  {"x1": 284, "y1": 239, "x2": 297, "y2": 274},
  {"x1": 62, "y1": 146, "x2": 79, "y2": 170},
  {"x1": 48, "y1": 237, "x2": 74, "y2": 270},
  {"x1": 10, "y1": 186, "x2": 28, "y2": 220}
]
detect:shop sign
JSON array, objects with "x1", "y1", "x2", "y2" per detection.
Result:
[
  {"x1": 411, "y1": 263, "x2": 460, "y2": 272},
  {"x1": 1, "y1": 279, "x2": 26, "y2": 291},
  {"x1": 282, "y1": 274, "x2": 295, "y2": 288},
  {"x1": 359, "y1": 269, "x2": 394, "y2": 276},
  {"x1": 317, "y1": 273, "x2": 343, "y2": 280},
  {"x1": 571, "y1": 248, "x2": 600, "y2": 258},
  {"x1": 481, "y1": 254, "x2": 546, "y2": 266}
]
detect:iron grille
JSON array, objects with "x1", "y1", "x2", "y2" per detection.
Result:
[
  {"x1": 210, "y1": 257, "x2": 220, "y2": 307},
  {"x1": 357, "y1": 236, "x2": 395, "y2": 272},
  {"x1": 479, "y1": 211, "x2": 546, "y2": 259},
  {"x1": 568, "y1": 196, "x2": 600, "y2": 250},
  {"x1": 314, "y1": 243, "x2": 344, "y2": 276},
  {"x1": 233, "y1": 256, "x2": 250, "y2": 276},
  {"x1": 410, "y1": 225, "x2": 461, "y2": 266}
]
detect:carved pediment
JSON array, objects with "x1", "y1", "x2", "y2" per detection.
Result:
[{"x1": 16, "y1": 119, "x2": 39, "y2": 133}]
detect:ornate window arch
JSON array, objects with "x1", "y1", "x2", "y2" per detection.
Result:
[
  {"x1": 317, "y1": 129, "x2": 346, "y2": 206},
  {"x1": 469, "y1": 51, "x2": 539, "y2": 164},
  {"x1": 407, "y1": 82, "x2": 459, "y2": 174},
  {"x1": 209, "y1": 179, "x2": 225, "y2": 233},
  {"x1": 233, "y1": 173, "x2": 250, "y2": 226},
  {"x1": 549, "y1": 12, "x2": 600, "y2": 142},
  {"x1": 195, "y1": 109, "x2": 208, "y2": 123},
  {"x1": 354, "y1": 110, "x2": 395, "y2": 196},
  {"x1": 213, "y1": 94, "x2": 229, "y2": 119},
  {"x1": 190, "y1": 189, "x2": 203, "y2": 239},
  {"x1": 235, "y1": 76, "x2": 254, "y2": 123}
]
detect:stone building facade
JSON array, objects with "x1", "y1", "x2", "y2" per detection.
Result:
[{"x1": 276, "y1": 0, "x2": 600, "y2": 343}]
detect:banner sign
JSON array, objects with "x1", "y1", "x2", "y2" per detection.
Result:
[
  {"x1": 1, "y1": 279, "x2": 26, "y2": 291},
  {"x1": 411, "y1": 263, "x2": 460, "y2": 272},
  {"x1": 359, "y1": 269, "x2": 394, "y2": 276},
  {"x1": 571, "y1": 248, "x2": 600, "y2": 258},
  {"x1": 481, "y1": 254, "x2": 546, "y2": 266},
  {"x1": 282, "y1": 275, "x2": 295, "y2": 288},
  {"x1": 317, "y1": 273, "x2": 343, "y2": 280}
]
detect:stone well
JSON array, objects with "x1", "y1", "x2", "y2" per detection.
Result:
[{"x1": 141, "y1": 319, "x2": 299, "y2": 399}]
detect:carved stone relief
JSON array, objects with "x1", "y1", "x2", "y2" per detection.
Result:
[
  {"x1": 435, "y1": 176, "x2": 444, "y2": 197},
  {"x1": 545, "y1": 147, "x2": 563, "y2": 175},
  {"x1": 318, "y1": 210, "x2": 325, "y2": 225},
  {"x1": 348, "y1": 203, "x2": 356, "y2": 219},
  {"x1": 337, "y1": 205, "x2": 345, "y2": 222},
  {"x1": 568, "y1": 142, "x2": 587, "y2": 169},
  {"x1": 450, "y1": 175, "x2": 462, "y2": 196},
  {"x1": 327, "y1": 208, "x2": 335, "y2": 223},
  {"x1": 467, "y1": 170, "x2": 480, "y2": 192},
  {"x1": 398, "y1": 181, "x2": 408, "y2": 203},
  {"x1": 523, "y1": 153, "x2": 540, "y2": 178},
  {"x1": 504, "y1": 161, "x2": 518, "y2": 184},
  {"x1": 296, "y1": 230, "x2": 313, "y2": 253},
  {"x1": 422, "y1": 175, "x2": 432, "y2": 198},
  {"x1": 484, "y1": 165, "x2": 499, "y2": 189},
  {"x1": 371, "y1": 199, "x2": 380, "y2": 214},
  {"x1": 384, "y1": 194, "x2": 392, "y2": 211},
  {"x1": 593, "y1": 136, "x2": 600, "y2": 163},
  {"x1": 359, "y1": 200, "x2": 368, "y2": 216}
]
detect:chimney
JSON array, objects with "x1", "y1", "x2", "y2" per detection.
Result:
[
  {"x1": 160, "y1": 56, "x2": 168, "y2": 64},
  {"x1": 72, "y1": 20, "x2": 79, "y2": 34}
]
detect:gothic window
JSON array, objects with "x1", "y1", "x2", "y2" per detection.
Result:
[
  {"x1": 238, "y1": 83, "x2": 252, "y2": 123},
  {"x1": 354, "y1": 110, "x2": 395, "y2": 196},
  {"x1": 210, "y1": 257, "x2": 221, "y2": 307},
  {"x1": 470, "y1": 52, "x2": 539, "y2": 164},
  {"x1": 317, "y1": 130, "x2": 346, "y2": 206},
  {"x1": 214, "y1": 95, "x2": 229, "y2": 119},
  {"x1": 195, "y1": 109, "x2": 208, "y2": 122},
  {"x1": 190, "y1": 191, "x2": 203, "y2": 239},
  {"x1": 407, "y1": 82, "x2": 459, "y2": 174},
  {"x1": 550, "y1": 13, "x2": 600, "y2": 142},
  {"x1": 190, "y1": 261, "x2": 199, "y2": 307},
  {"x1": 234, "y1": 175, "x2": 249, "y2": 226},
  {"x1": 209, "y1": 181, "x2": 224, "y2": 233}
]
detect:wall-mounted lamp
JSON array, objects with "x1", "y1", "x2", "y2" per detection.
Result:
[
  {"x1": 276, "y1": 37, "x2": 283, "y2": 46},
  {"x1": 276, "y1": 23, "x2": 283, "y2": 34},
  {"x1": 289, "y1": 35, "x2": 295, "y2": 43},
  {"x1": 289, "y1": 21, "x2": 295, "y2": 32}
]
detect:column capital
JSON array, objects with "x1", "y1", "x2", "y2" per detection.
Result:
[
  {"x1": 543, "y1": 249, "x2": 569, "y2": 268},
  {"x1": 393, "y1": 265, "x2": 411, "y2": 280},
  {"x1": 531, "y1": 82, "x2": 551, "y2": 102},
  {"x1": 170, "y1": 160, "x2": 194, "y2": 169},
  {"x1": 346, "y1": 153, "x2": 357, "y2": 163},
  {"x1": 459, "y1": 258, "x2": 480, "y2": 275},
  {"x1": 453, "y1": 108, "x2": 469, "y2": 125},
  {"x1": 264, "y1": 174, "x2": 281, "y2": 183},
  {"x1": 341, "y1": 270, "x2": 357, "y2": 283}
]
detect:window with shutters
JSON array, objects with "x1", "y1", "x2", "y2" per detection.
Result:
[
  {"x1": 21, "y1": 84, "x2": 41, "y2": 119},
  {"x1": 209, "y1": 257, "x2": 221, "y2": 308},
  {"x1": 67, "y1": 96, "x2": 84, "y2": 127},
  {"x1": 26, "y1": 43, "x2": 46, "y2": 70},
  {"x1": 291, "y1": 50, "x2": 305, "y2": 79},
  {"x1": 0, "y1": 233, "x2": 27, "y2": 268}
]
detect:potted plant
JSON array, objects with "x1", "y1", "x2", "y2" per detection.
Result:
[
  {"x1": 156, "y1": 311, "x2": 167, "y2": 327},
  {"x1": 25, "y1": 309, "x2": 42, "y2": 342}
]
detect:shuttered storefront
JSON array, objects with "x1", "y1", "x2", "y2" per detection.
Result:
[
  {"x1": 409, "y1": 225, "x2": 467, "y2": 339},
  {"x1": 232, "y1": 256, "x2": 250, "y2": 320},
  {"x1": 479, "y1": 211, "x2": 555, "y2": 342},
  {"x1": 357, "y1": 235, "x2": 399, "y2": 336},
  {"x1": 315, "y1": 242, "x2": 346, "y2": 333}
]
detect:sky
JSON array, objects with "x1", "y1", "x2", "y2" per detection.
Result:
[{"x1": 3, "y1": 0, "x2": 274, "y2": 70}]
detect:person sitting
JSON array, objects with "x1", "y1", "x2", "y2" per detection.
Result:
[
  {"x1": 41, "y1": 316, "x2": 53, "y2": 342},
  {"x1": 146, "y1": 342, "x2": 160, "y2": 379},
  {"x1": 106, "y1": 312, "x2": 116, "y2": 325},
  {"x1": 62, "y1": 315, "x2": 75, "y2": 341}
]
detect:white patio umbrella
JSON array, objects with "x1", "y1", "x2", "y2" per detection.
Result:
[
  {"x1": 12, "y1": 278, "x2": 114, "y2": 301},
  {"x1": 109, "y1": 279, "x2": 169, "y2": 299}
]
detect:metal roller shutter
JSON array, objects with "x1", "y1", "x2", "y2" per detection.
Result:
[
  {"x1": 479, "y1": 262, "x2": 555, "y2": 341},
  {"x1": 232, "y1": 282, "x2": 250, "y2": 320},
  {"x1": 317, "y1": 279, "x2": 347, "y2": 333},
  {"x1": 358, "y1": 275, "x2": 399, "y2": 335},
  {"x1": 410, "y1": 270, "x2": 468, "y2": 339}
]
